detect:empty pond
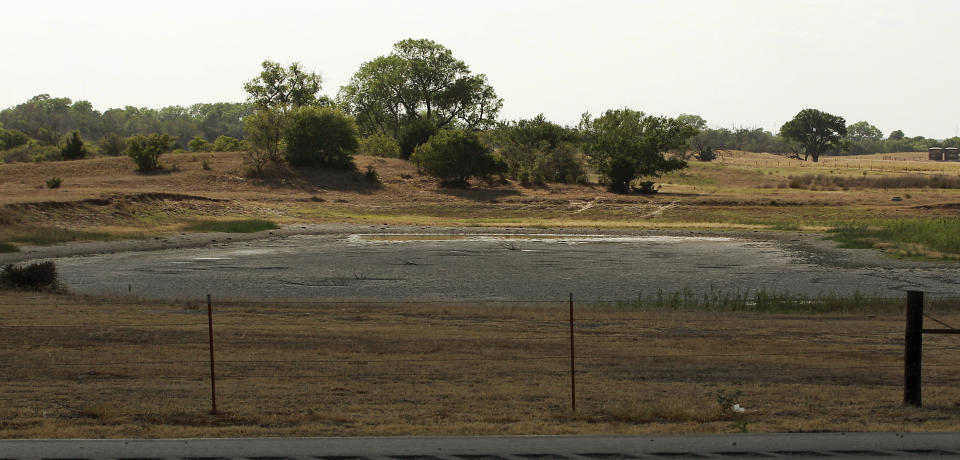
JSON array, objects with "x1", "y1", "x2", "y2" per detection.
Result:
[{"x1": 52, "y1": 232, "x2": 959, "y2": 302}]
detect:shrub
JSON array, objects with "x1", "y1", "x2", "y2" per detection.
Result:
[
  {"x1": 188, "y1": 136, "x2": 212, "y2": 152},
  {"x1": 60, "y1": 130, "x2": 87, "y2": 160},
  {"x1": 358, "y1": 133, "x2": 401, "y2": 158},
  {"x1": 399, "y1": 117, "x2": 437, "y2": 160},
  {"x1": 126, "y1": 134, "x2": 175, "y2": 172},
  {"x1": 0, "y1": 261, "x2": 58, "y2": 291},
  {"x1": 1, "y1": 143, "x2": 60, "y2": 163},
  {"x1": 98, "y1": 133, "x2": 127, "y2": 156},
  {"x1": 283, "y1": 106, "x2": 358, "y2": 168},
  {"x1": 212, "y1": 135, "x2": 244, "y2": 152},
  {"x1": 410, "y1": 129, "x2": 502, "y2": 186},
  {"x1": 0, "y1": 127, "x2": 31, "y2": 150},
  {"x1": 364, "y1": 164, "x2": 379, "y2": 182},
  {"x1": 46, "y1": 177, "x2": 62, "y2": 189}
]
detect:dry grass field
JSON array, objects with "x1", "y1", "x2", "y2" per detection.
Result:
[
  {"x1": 1, "y1": 150, "x2": 959, "y2": 257},
  {"x1": 2, "y1": 291, "x2": 960, "y2": 438}
]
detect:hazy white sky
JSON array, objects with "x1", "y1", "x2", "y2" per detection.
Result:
[{"x1": 3, "y1": 0, "x2": 959, "y2": 138}]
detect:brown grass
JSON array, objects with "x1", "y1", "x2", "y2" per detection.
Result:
[{"x1": 2, "y1": 291, "x2": 960, "y2": 438}]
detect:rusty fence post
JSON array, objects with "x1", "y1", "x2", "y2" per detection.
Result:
[
  {"x1": 207, "y1": 294, "x2": 218, "y2": 414},
  {"x1": 904, "y1": 290, "x2": 923, "y2": 407}
]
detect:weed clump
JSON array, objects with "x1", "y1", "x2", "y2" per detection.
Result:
[{"x1": 1, "y1": 261, "x2": 58, "y2": 290}]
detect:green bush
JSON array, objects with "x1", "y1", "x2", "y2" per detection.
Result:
[
  {"x1": 188, "y1": 136, "x2": 212, "y2": 152},
  {"x1": 410, "y1": 129, "x2": 501, "y2": 185},
  {"x1": 283, "y1": 106, "x2": 358, "y2": 168},
  {"x1": 0, "y1": 127, "x2": 31, "y2": 150},
  {"x1": 1, "y1": 261, "x2": 58, "y2": 291},
  {"x1": 46, "y1": 177, "x2": 62, "y2": 189},
  {"x1": 60, "y1": 130, "x2": 87, "y2": 160},
  {"x1": 1, "y1": 143, "x2": 60, "y2": 163},
  {"x1": 358, "y1": 133, "x2": 401, "y2": 158},
  {"x1": 98, "y1": 133, "x2": 127, "y2": 156},
  {"x1": 399, "y1": 117, "x2": 437, "y2": 160},
  {"x1": 127, "y1": 133, "x2": 175, "y2": 172},
  {"x1": 213, "y1": 135, "x2": 245, "y2": 152}
]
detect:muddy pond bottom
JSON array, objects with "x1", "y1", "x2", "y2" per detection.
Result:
[{"x1": 54, "y1": 233, "x2": 952, "y2": 302}]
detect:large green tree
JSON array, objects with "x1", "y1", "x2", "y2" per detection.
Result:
[
  {"x1": 779, "y1": 109, "x2": 847, "y2": 162},
  {"x1": 282, "y1": 106, "x2": 358, "y2": 169},
  {"x1": 580, "y1": 109, "x2": 694, "y2": 193},
  {"x1": 410, "y1": 129, "x2": 502, "y2": 186},
  {"x1": 338, "y1": 38, "x2": 502, "y2": 136}
]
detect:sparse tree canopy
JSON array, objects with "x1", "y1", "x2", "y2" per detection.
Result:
[
  {"x1": 338, "y1": 38, "x2": 502, "y2": 136},
  {"x1": 244, "y1": 61, "x2": 324, "y2": 111},
  {"x1": 677, "y1": 114, "x2": 708, "y2": 130},
  {"x1": 779, "y1": 109, "x2": 847, "y2": 162},
  {"x1": 580, "y1": 109, "x2": 694, "y2": 193}
]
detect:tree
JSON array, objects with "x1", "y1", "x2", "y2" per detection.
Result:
[
  {"x1": 60, "y1": 130, "x2": 86, "y2": 160},
  {"x1": 244, "y1": 60, "x2": 324, "y2": 111},
  {"x1": 580, "y1": 109, "x2": 694, "y2": 193},
  {"x1": 888, "y1": 129, "x2": 905, "y2": 141},
  {"x1": 358, "y1": 133, "x2": 401, "y2": 158},
  {"x1": 410, "y1": 129, "x2": 501, "y2": 186},
  {"x1": 0, "y1": 126, "x2": 30, "y2": 150},
  {"x1": 398, "y1": 117, "x2": 437, "y2": 159},
  {"x1": 846, "y1": 121, "x2": 883, "y2": 141},
  {"x1": 689, "y1": 128, "x2": 732, "y2": 161},
  {"x1": 127, "y1": 133, "x2": 175, "y2": 172},
  {"x1": 338, "y1": 38, "x2": 502, "y2": 136},
  {"x1": 98, "y1": 133, "x2": 126, "y2": 156},
  {"x1": 677, "y1": 114, "x2": 708, "y2": 130},
  {"x1": 282, "y1": 107, "x2": 358, "y2": 168},
  {"x1": 778, "y1": 109, "x2": 847, "y2": 162},
  {"x1": 495, "y1": 114, "x2": 585, "y2": 184}
]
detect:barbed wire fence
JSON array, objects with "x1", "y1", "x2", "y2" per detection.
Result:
[{"x1": 1, "y1": 293, "x2": 958, "y2": 422}]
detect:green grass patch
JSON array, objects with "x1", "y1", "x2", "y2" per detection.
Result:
[
  {"x1": 6, "y1": 227, "x2": 118, "y2": 246},
  {"x1": 829, "y1": 217, "x2": 960, "y2": 259},
  {"x1": 0, "y1": 241, "x2": 19, "y2": 253},
  {"x1": 181, "y1": 219, "x2": 279, "y2": 233}
]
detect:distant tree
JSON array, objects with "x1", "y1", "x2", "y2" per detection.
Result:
[
  {"x1": 282, "y1": 107, "x2": 358, "y2": 168},
  {"x1": 98, "y1": 133, "x2": 126, "y2": 156},
  {"x1": 580, "y1": 109, "x2": 694, "y2": 193},
  {"x1": 338, "y1": 38, "x2": 502, "y2": 136},
  {"x1": 495, "y1": 114, "x2": 585, "y2": 184},
  {"x1": 778, "y1": 109, "x2": 847, "y2": 162},
  {"x1": 888, "y1": 129, "x2": 905, "y2": 141},
  {"x1": 244, "y1": 60, "x2": 325, "y2": 112},
  {"x1": 188, "y1": 136, "x2": 212, "y2": 152},
  {"x1": 243, "y1": 108, "x2": 285, "y2": 161},
  {"x1": 410, "y1": 129, "x2": 502, "y2": 186},
  {"x1": 60, "y1": 130, "x2": 86, "y2": 160},
  {"x1": 689, "y1": 128, "x2": 732, "y2": 161},
  {"x1": 398, "y1": 117, "x2": 438, "y2": 160},
  {"x1": 677, "y1": 114, "x2": 708, "y2": 130},
  {"x1": 846, "y1": 121, "x2": 883, "y2": 141},
  {"x1": 127, "y1": 133, "x2": 175, "y2": 172}
]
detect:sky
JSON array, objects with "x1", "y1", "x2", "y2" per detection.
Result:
[{"x1": 3, "y1": 0, "x2": 959, "y2": 139}]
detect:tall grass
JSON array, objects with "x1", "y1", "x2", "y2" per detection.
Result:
[
  {"x1": 181, "y1": 219, "x2": 279, "y2": 233},
  {"x1": 0, "y1": 242, "x2": 19, "y2": 253},
  {"x1": 830, "y1": 217, "x2": 960, "y2": 258}
]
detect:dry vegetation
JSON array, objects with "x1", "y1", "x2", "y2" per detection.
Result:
[
  {"x1": 2, "y1": 291, "x2": 960, "y2": 438},
  {"x1": 1, "y1": 150, "x2": 959, "y2": 246}
]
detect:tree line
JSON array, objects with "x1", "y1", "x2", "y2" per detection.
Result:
[{"x1": 2, "y1": 37, "x2": 957, "y2": 192}]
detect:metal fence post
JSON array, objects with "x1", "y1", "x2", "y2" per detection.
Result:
[
  {"x1": 904, "y1": 290, "x2": 923, "y2": 407},
  {"x1": 207, "y1": 294, "x2": 218, "y2": 414}
]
